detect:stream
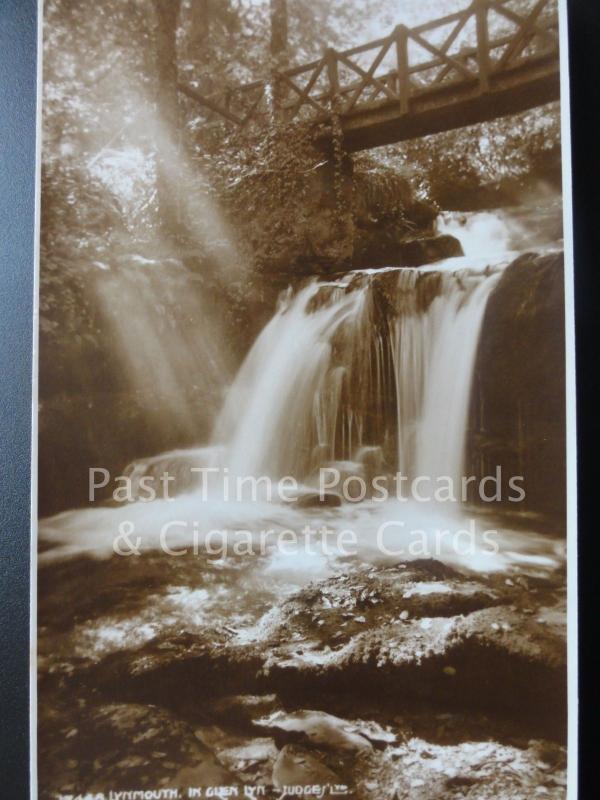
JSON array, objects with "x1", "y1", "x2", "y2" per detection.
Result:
[{"x1": 37, "y1": 200, "x2": 568, "y2": 800}]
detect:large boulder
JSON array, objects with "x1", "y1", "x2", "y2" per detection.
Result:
[
  {"x1": 352, "y1": 232, "x2": 463, "y2": 269},
  {"x1": 470, "y1": 252, "x2": 566, "y2": 518},
  {"x1": 227, "y1": 153, "x2": 442, "y2": 274}
]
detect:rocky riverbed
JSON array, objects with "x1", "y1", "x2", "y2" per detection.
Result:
[{"x1": 38, "y1": 544, "x2": 567, "y2": 799}]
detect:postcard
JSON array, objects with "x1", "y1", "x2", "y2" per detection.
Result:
[{"x1": 33, "y1": 1, "x2": 576, "y2": 798}]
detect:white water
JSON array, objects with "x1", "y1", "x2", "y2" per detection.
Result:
[
  {"x1": 39, "y1": 209, "x2": 564, "y2": 576},
  {"x1": 214, "y1": 281, "x2": 367, "y2": 478},
  {"x1": 437, "y1": 210, "x2": 522, "y2": 258},
  {"x1": 413, "y1": 271, "x2": 501, "y2": 487},
  {"x1": 217, "y1": 266, "x2": 501, "y2": 490}
]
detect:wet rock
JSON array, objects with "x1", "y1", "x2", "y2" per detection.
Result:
[
  {"x1": 356, "y1": 445, "x2": 385, "y2": 482},
  {"x1": 38, "y1": 553, "x2": 567, "y2": 797},
  {"x1": 352, "y1": 232, "x2": 463, "y2": 269},
  {"x1": 217, "y1": 737, "x2": 278, "y2": 786},
  {"x1": 94, "y1": 629, "x2": 264, "y2": 706},
  {"x1": 265, "y1": 560, "x2": 500, "y2": 647},
  {"x1": 209, "y1": 693, "x2": 281, "y2": 727},
  {"x1": 296, "y1": 491, "x2": 343, "y2": 508},
  {"x1": 356, "y1": 735, "x2": 567, "y2": 800},
  {"x1": 473, "y1": 251, "x2": 566, "y2": 517},
  {"x1": 38, "y1": 702, "x2": 237, "y2": 800},
  {"x1": 256, "y1": 709, "x2": 373, "y2": 752},
  {"x1": 400, "y1": 234, "x2": 464, "y2": 265},
  {"x1": 51, "y1": 557, "x2": 566, "y2": 736},
  {"x1": 190, "y1": 725, "x2": 278, "y2": 786},
  {"x1": 40, "y1": 556, "x2": 565, "y2": 712},
  {"x1": 254, "y1": 562, "x2": 566, "y2": 735},
  {"x1": 272, "y1": 744, "x2": 341, "y2": 789}
]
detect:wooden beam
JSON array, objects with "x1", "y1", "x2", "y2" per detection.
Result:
[
  {"x1": 276, "y1": 69, "x2": 329, "y2": 116},
  {"x1": 395, "y1": 25, "x2": 410, "y2": 114},
  {"x1": 408, "y1": 29, "x2": 476, "y2": 81},
  {"x1": 177, "y1": 82, "x2": 244, "y2": 125},
  {"x1": 489, "y1": 0, "x2": 558, "y2": 53},
  {"x1": 475, "y1": 0, "x2": 491, "y2": 91},
  {"x1": 326, "y1": 47, "x2": 340, "y2": 107},
  {"x1": 344, "y1": 36, "x2": 395, "y2": 112},
  {"x1": 494, "y1": 0, "x2": 557, "y2": 71},
  {"x1": 240, "y1": 86, "x2": 268, "y2": 128},
  {"x1": 433, "y1": 8, "x2": 472, "y2": 85},
  {"x1": 282, "y1": 59, "x2": 326, "y2": 119},
  {"x1": 336, "y1": 49, "x2": 399, "y2": 111}
]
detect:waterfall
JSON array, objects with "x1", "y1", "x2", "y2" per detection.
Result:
[
  {"x1": 214, "y1": 281, "x2": 370, "y2": 478},
  {"x1": 437, "y1": 211, "x2": 520, "y2": 257},
  {"x1": 40, "y1": 208, "x2": 565, "y2": 574},
  {"x1": 215, "y1": 265, "x2": 501, "y2": 488},
  {"x1": 407, "y1": 272, "x2": 500, "y2": 488}
]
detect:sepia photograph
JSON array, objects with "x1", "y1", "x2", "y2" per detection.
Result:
[{"x1": 35, "y1": 0, "x2": 574, "y2": 798}]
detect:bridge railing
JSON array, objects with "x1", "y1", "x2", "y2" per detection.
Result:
[{"x1": 179, "y1": 0, "x2": 559, "y2": 130}]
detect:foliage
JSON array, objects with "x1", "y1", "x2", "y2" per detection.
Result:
[
  {"x1": 201, "y1": 119, "x2": 339, "y2": 270},
  {"x1": 371, "y1": 103, "x2": 562, "y2": 209},
  {"x1": 40, "y1": 0, "x2": 563, "y2": 370}
]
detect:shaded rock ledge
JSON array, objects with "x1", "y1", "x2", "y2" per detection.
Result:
[{"x1": 39, "y1": 553, "x2": 566, "y2": 799}]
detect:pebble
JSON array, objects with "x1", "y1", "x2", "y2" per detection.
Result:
[
  {"x1": 399, "y1": 610, "x2": 409, "y2": 620},
  {"x1": 443, "y1": 665, "x2": 457, "y2": 676}
]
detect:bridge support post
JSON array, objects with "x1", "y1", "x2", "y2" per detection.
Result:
[
  {"x1": 325, "y1": 48, "x2": 340, "y2": 110},
  {"x1": 475, "y1": 0, "x2": 491, "y2": 93},
  {"x1": 395, "y1": 25, "x2": 410, "y2": 114}
]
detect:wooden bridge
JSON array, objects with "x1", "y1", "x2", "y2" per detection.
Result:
[{"x1": 179, "y1": 0, "x2": 560, "y2": 151}]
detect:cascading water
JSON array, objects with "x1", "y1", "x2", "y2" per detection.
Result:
[
  {"x1": 409, "y1": 271, "x2": 501, "y2": 488},
  {"x1": 213, "y1": 281, "x2": 370, "y2": 479},
  {"x1": 39, "y1": 209, "x2": 563, "y2": 574},
  {"x1": 216, "y1": 265, "x2": 501, "y2": 491},
  {"x1": 437, "y1": 211, "x2": 517, "y2": 257}
]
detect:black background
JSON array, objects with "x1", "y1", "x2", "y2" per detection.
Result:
[
  {"x1": 568, "y1": 1, "x2": 600, "y2": 798},
  {"x1": 0, "y1": 0, "x2": 597, "y2": 796},
  {"x1": 1, "y1": 0, "x2": 36, "y2": 796}
]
